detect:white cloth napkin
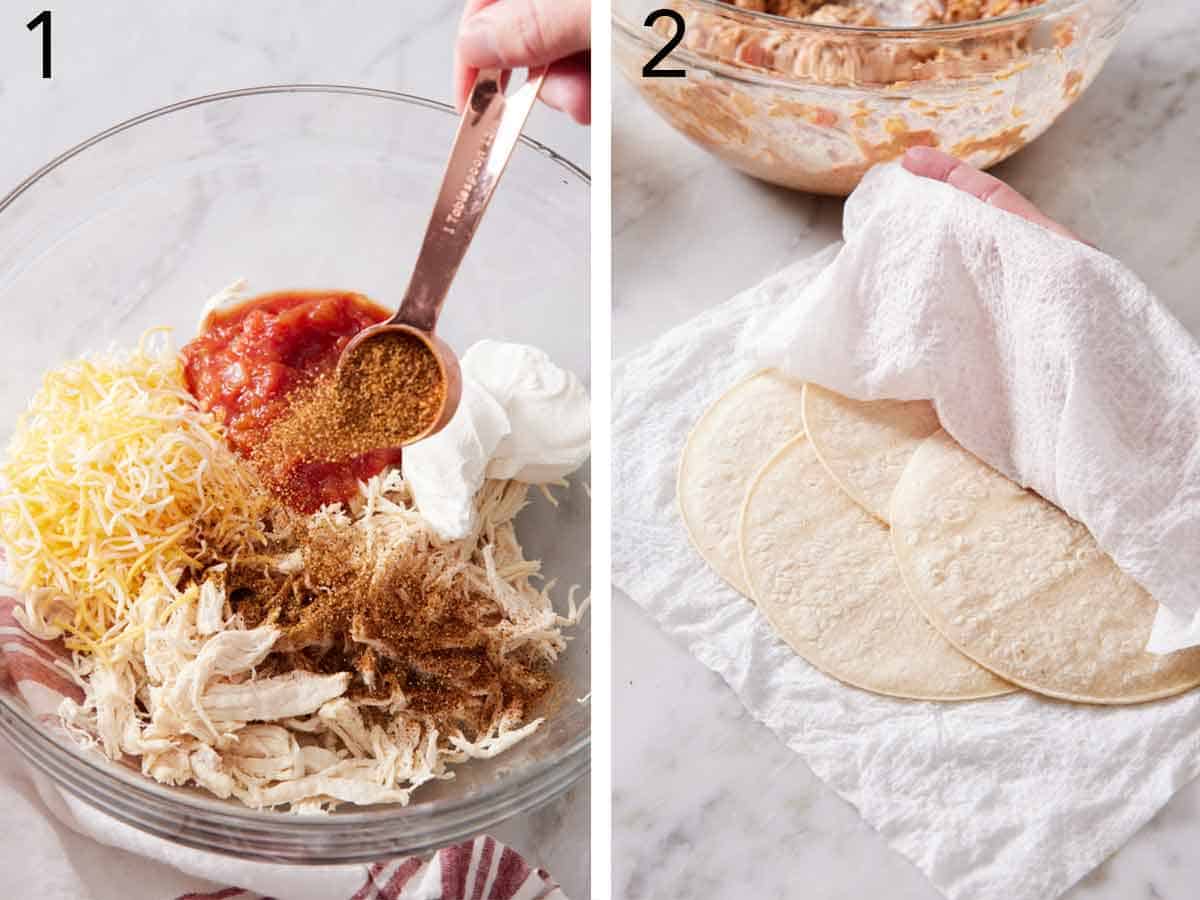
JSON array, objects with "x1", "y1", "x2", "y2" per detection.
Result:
[
  {"x1": 613, "y1": 192, "x2": 1200, "y2": 900},
  {"x1": 743, "y1": 164, "x2": 1200, "y2": 653}
]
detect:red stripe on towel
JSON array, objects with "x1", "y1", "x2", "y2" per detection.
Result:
[
  {"x1": 469, "y1": 836, "x2": 497, "y2": 900},
  {"x1": 3, "y1": 651, "x2": 82, "y2": 702},
  {"x1": 440, "y1": 839, "x2": 473, "y2": 899},
  {"x1": 492, "y1": 845, "x2": 534, "y2": 900},
  {"x1": 350, "y1": 861, "x2": 391, "y2": 900},
  {"x1": 0, "y1": 596, "x2": 81, "y2": 701},
  {"x1": 380, "y1": 858, "x2": 424, "y2": 899}
]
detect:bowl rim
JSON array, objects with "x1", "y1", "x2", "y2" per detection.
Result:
[
  {"x1": 615, "y1": 0, "x2": 1118, "y2": 38},
  {"x1": 615, "y1": 0, "x2": 1136, "y2": 93},
  {"x1": 0, "y1": 83, "x2": 590, "y2": 847},
  {"x1": 0, "y1": 83, "x2": 590, "y2": 218}
]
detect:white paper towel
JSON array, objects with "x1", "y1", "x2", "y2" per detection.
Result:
[
  {"x1": 741, "y1": 164, "x2": 1200, "y2": 653},
  {"x1": 613, "y1": 244, "x2": 1200, "y2": 900}
]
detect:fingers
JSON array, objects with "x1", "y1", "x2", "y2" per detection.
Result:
[
  {"x1": 903, "y1": 146, "x2": 1081, "y2": 243},
  {"x1": 540, "y1": 53, "x2": 591, "y2": 125},
  {"x1": 453, "y1": 0, "x2": 497, "y2": 112},
  {"x1": 454, "y1": 52, "x2": 591, "y2": 124},
  {"x1": 457, "y1": 0, "x2": 591, "y2": 71},
  {"x1": 453, "y1": 0, "x2": 593, "y2": 122}
]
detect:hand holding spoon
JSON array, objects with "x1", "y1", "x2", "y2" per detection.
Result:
[{"x1": 336, "y1": 67, "x2": 548, "y2": 446}]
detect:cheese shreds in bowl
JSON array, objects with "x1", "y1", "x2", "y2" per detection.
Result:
[
  {"x1": 0, "y1": 330, "x2": 273, "y2": 656},
  {"x1": 0, "y1": 326, "x2": 588, "y2": 811}
]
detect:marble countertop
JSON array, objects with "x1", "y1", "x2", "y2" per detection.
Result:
[
  {"x1": 613, "y1": 3, "x2": 1200, "y2": 899},
  {"x1": 0, "y1": 2, "x2": 588, "y2": 898}
]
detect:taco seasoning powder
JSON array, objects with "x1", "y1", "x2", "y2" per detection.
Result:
[
  {"x1": 252, "y1": 329, "x2": 447, "y2": 511},
  {"x1": 336, "y1": 330, "x2": 447, "y2": 446}
]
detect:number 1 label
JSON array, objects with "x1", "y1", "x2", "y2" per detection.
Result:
[{"x1": 27, "y1": 10, "x2": 51, "y2": 79}]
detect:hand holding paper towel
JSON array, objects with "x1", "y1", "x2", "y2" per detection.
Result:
[{"x1": 742, "y1": 164, "x2": 1200, "y2": 652}]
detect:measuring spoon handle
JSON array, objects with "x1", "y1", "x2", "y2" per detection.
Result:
[{"x1": 394, "y1": 68, "x2": 547, "y2": 334}]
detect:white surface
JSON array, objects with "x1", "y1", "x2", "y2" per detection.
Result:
[
  {"x1": 744, "y1": 163, "x2": 1200, "y2": 652},
  {"x1": 613, "y1": 3, "x2": 1200, "y2": 899},
  {"x1": 0, "y1": 2, "x2": 589, "y2": 898},
  {"x1": 614, "y1": 246, "x2": 1200, "y2": 900}
]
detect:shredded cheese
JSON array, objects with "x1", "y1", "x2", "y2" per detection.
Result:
[{"x1": 0, "y1": 330, "x2": 271, "y2": 656}]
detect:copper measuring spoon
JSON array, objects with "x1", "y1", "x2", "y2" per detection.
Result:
[{"x1": 337, "y1": 67, "x2": 548, "y2": 443}]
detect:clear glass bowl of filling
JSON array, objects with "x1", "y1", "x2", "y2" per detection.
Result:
[
  {"x1": 614, "y1": 0, "x2": 1139, "y2": 195},
  {"x1": 0, "y1": 86, "x2": 590, "y2": 863}
]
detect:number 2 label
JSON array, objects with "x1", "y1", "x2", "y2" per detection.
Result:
[{"x1": 642, "y1": 9, "x2": 686, "y2": 79}]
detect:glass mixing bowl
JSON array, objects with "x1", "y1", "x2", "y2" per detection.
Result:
[
  {"x1": 0, "y1": 85, "x2": 590, "y2": 863},
  {"x1": 615, "y1": 0, "x2": 1138, "y2": 195}
]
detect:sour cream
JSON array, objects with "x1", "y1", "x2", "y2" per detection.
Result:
[{"x1": 404, "y1": 340, "x2": 590, "y2": 539}]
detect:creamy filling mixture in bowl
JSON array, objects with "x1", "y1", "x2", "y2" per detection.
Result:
[
  {"x1": 0, "y1": 86, "x2": 590, "y2": 862},
  {"x1": 615, "y1": 0, "x2": 1138, "y2": 194}
]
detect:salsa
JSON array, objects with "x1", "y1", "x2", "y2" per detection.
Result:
[{"x1": 182, "y1": 291, "x2": 404, "y2": 512}]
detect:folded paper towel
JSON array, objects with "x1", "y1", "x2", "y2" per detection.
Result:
[{"x1": 742, "y1": 164, "x2": 1200, "y2": 653}]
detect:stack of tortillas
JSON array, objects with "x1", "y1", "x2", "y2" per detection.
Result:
[{"x1": 678, "y1": 371, "x2": 1200, "y2": 705}]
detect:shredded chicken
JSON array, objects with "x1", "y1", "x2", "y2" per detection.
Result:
[{"x1": 48, "y1": 473, "x2": 585, "y2": 812}]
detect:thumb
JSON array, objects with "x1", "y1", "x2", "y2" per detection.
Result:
[
  {"x1": 458, "y1": 0, "x2": 591, "y2": 70},
  {"x1": 902, "y1": 147, "x2": 1081, "y2": 243}
]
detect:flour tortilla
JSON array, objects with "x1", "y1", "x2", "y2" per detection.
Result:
[
  {"x1": 738, "y1": 433, "x2": 1013, "y2": 700},
  {"x1": 802, "y1": 383, "x2": 939, "y2": 524},
  {"x1": 890, "y1": 430, "x2": 1200, "y2": 705},
  {"x1": 678, "y1": 370, "x2": 807, "y2": 595}
]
